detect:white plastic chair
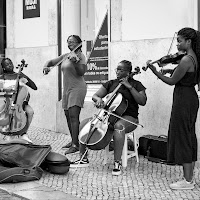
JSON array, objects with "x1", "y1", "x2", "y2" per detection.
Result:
[{"x1": 103, "y1": 129, "x2": 140, "y2": 168}]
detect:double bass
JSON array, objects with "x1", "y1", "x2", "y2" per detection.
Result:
[
  {"x1": 0, "y1": 59, "x2": 29, "y2": 136},
  {"x1": 79, "y1": 69, "x2": 141, "y2": 150}
]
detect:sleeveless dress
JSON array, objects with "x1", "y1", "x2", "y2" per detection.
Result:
[
  {"x1": 61, "y1": 52, "x2": 87, "y2": 110},
  {"x1": 167, "y1": 56, "x2": 199, "y2": 164}
]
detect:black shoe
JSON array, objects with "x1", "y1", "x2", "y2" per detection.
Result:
[
  {"x1": 70, "y1": 158, "x2": 89, "y2": 168},
  {"x1": 62, "y1": 141, "x2": 72, "y2": 149},
  {"x1": 112, "y1": 160, "x2": 122, "y2": 176},
  {"x1": 64, "y1": 145, "x2": 79, "y2": 155}
]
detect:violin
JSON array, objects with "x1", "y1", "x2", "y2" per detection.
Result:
[
  {"x1": 43, "y1": 42, "x2": 82, "y2": 75},
  {"x1": 142, "y1": 51, "x2": 186, "y2": 71},
  {"x1": 0, "y1": 59, "x2": 29, "y2": 136}
]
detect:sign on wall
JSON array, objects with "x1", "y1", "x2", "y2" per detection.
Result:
[
  {"x1": 23, "y1": 0, "x2": 40, "y2": 19},
  {"x1": 85, "y1": 11, "x2": 108, "y2": 84}
]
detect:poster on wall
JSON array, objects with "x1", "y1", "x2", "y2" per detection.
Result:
[
  {"x1": 23, "y1": 0, "x2": 40, "y2": 19},
  {"x1": 84, "y1": 11, "x2": 108, "y2": 84}
]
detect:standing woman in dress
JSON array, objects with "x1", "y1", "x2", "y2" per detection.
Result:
[
  {"x1": 43, "y1": 35, "x2": 87, "y2": 154},
  {"x1": 148, "y1": 27, "x2": 200, "y2": 190}
]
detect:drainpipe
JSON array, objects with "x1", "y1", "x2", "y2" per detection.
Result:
[{"x1": 57, "y1": 0, "x2": 62, "y2": 101}]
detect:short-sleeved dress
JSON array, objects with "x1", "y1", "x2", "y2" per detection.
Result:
[
  {"x1": 167, "y1": 56, "x2": 199, "y2": 164},
  {"x1": 61, "y1": 52, "x2": 87, "y2": 110}
]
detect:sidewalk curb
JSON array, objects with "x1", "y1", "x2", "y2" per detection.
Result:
[
  {"x1": 0, "y1": 181, "x2": 82, "y2": 200},
  {"x1": 0, "y1": 187, "x2": 29, "y2": 200}
]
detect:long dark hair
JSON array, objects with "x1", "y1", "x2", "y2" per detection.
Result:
[{"x1": 178, "y1": 27, "x2": 200, "y2": 83}]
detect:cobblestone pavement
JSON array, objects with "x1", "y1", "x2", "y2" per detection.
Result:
[{"x1": 1, "y1": 126, "x2": 200, "y2": 200}]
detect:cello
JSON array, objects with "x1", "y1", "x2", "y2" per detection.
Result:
[
  {"x1": 0, "y1": 59, "x2": 29, "y2": 136},
  {"x1": 78, "y1": 69, "x2": 142, "y2": 150}
]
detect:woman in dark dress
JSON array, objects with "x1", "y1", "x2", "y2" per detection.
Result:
[{"x1": 148, "y1": 27, "x2": 200, "y2": 190}]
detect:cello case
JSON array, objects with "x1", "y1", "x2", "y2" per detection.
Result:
[
  {"x1": 40, "y1": 151, "x2": 71, "y2": 174},
  {"x1": 0, "y1": 142, "x2": 51, "y2": 183}
]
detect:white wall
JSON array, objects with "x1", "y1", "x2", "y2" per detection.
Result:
[
  {"x1": 122, "y1": 0, "x2": 197, "y2": 40},
  {"x1": 13, "y1": 0, "x2": 48, "y2": 48}
]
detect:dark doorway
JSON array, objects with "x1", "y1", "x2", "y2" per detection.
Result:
[{"x1": 0, "y1": 0, "x2": 6, "y2": 74}]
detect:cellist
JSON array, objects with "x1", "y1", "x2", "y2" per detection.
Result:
[
  {"x1": 70, "y1": 60, "x2": 147, "y2": 176},
  {"x1": 0, "y1": 58, "x2": 37, "y2": 143}
]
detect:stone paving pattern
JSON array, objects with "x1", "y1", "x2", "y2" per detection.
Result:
[{"x1": 1, "y1": 126, "x2": 200, "y2": 200}]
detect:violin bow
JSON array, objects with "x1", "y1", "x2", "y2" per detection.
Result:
[
  {"x1": 143, "y1": 32, "x2": 178, "y2": 71},
  {"x1": 43, "y1": 42, "x2": 82, "y2": 75}
]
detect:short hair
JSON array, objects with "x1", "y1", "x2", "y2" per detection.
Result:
[
  {"x1": 67, "y1": 35, "x2": 82, "y2": 44},
  {"x1": 67, "y1": 35, "x2": 82, "y2": 51},
  {"x1": 119, "y1": 60, "x2": 132, "y2": 72}
]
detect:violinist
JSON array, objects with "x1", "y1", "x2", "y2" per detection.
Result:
[
  {"x1": 43, "y1": 35, "x2": 87, "y2": 154},
  {"x1": 0, "y1": 58, "x2": 37, "y2": 143},
  {"x1": 147, "y1": 27, "x2": 200, "y2": 190},
  {"x1": 70, "y1": 60, "x2": 147, "y2": 176}
]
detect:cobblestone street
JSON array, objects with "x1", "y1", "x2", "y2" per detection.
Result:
[{"x1": 0, "y1": 126, "x2": 200, "y2": 200}]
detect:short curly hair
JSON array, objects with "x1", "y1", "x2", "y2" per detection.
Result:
[{"x1": 119, "y1": 60, "x2": 132, "y2": 72}]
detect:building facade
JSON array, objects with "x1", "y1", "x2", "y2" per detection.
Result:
[{"x1": 1, "y1": 0, "x2": 200, "y2": 163}]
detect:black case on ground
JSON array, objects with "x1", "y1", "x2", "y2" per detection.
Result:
[
  {"x1": 40, "y1": 151, "x2": 70, "y2": 174},
  {"x1": 138, "y1": 135, "x2": 175, "y2": 165}
]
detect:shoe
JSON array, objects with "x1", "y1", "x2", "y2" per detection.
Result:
[
  {"x1": 70, "y1": 158, "x2": 89, "y2": 168},
  {"x1": 170, "y1": 178, "x2": 194, "y2": 190},
  {"x1": 62, "y1": 141, "x2": 72, "y2": 148},
  {"x1": 64, "y1": 145, "x2": 79, "y2": 154},
  {"x1": 112, "y1": 160, "x2": 122, "y2": 176},
  {"x1": 20, "y1": 134, "x2": 33, "y2": 143}
]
